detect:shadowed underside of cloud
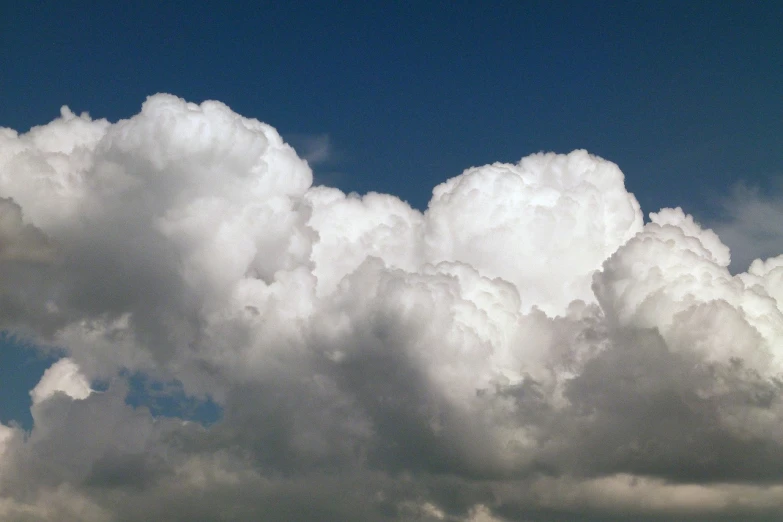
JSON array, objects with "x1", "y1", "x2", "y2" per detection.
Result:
[{"x1": 0, "y1": 95, "x2": 782, "y2": 521}]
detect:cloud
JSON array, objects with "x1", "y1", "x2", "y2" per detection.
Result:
[
  {"x1": 0, "y1": 198, "x2": 57, "y2": 264},
  {"x1": 424, "y1": 152, "x2": 643, "y2": 315},
  {"x1": 0, "y1": 94, "x2": 781, "y2": 520},
  {"x1": 30, "y1": 358, "x2": 91, "y2": 404},
  {"x1": 290, "y1": 133, "x2": 334, "y2": 166},
  {"x1": 708, "y1": 182, "x2": 783, "y2": 273}
]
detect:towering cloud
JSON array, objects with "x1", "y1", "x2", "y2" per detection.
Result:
[{"x1": 0, "y1": 94, "x2": 781, "y2": 521}]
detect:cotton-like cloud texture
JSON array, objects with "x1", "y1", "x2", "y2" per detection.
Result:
[{"x1": 0, "y1": 95, "x2": 782, "y2": 521}]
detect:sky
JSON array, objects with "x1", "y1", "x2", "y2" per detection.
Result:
[{"x1": 0, "y1": 2, "x2": 782, "y2": 521}]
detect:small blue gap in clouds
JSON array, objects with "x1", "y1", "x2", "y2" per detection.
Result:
[
  {"x1": 0, "y1": 332, "x2": 222, "y2": 430},
  {"x1": 123, "y1": 370, "x2": 223, "y2": 427},
  {"x1": 0, "y1": 332, "x2": 63, "y2": 431}
]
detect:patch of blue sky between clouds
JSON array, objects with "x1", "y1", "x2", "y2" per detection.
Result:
[
  {"x1": 0, "y1": 333, "x2": 62, "y2": 430},
  {"x1": 1, "y1": 333, "x2": 222, "y2": 430},
  {"x1": 121, "y1": 371, "x2": 223, "y2": 427}
]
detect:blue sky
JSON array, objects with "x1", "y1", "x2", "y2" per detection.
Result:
[
  {"x1": 2, "y1": 1, "x2": 781, "y2": 215},
  {"x1": 0, "y1": 3, "x2": 782, "y2": 519}
]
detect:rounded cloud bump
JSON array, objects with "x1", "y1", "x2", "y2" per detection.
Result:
[{"x1": 0, "y1": 94, "x2": 781, "y2": 521}]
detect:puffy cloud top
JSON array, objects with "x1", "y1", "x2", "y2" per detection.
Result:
[
  {"x1": 30, "y1": 358, "x2": 91, "y2": 404},
  {"x1": 425, "y1": 150, "x2": 643, "y2": 314}
]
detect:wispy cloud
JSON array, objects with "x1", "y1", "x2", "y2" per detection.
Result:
[
  {"x1": 285, "y1": 132, "x2": 334, "y2": 166},
  {"x1": 707, "y1": 180, "x2": 783, "y2": 272}
]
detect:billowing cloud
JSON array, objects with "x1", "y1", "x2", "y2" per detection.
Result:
[{"x1": 0, "y1": 94, "x2": 781, "y2": 521}]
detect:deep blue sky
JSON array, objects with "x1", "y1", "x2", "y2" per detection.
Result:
[
  {"x1": 2, "y1": 1, "x2": 781, "y2": 213},
  {"x1": 0, "y1": 1, "x2": 781, "y2": 428}
]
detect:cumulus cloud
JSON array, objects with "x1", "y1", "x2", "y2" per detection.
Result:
[
  {"x1": 0, "y1": 94, "x2": 781, "y2": 520},
  {"x1": 30, "y1": 358, "x2": 92, "y2": 404}
]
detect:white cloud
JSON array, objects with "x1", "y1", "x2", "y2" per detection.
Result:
[
  {"x1": 0, "y1": 94, "x2": 781, "y2": 521},
  {"x1": 30, "y1": 358, "x2": 92, "y2": 404},
  {"x1": 425, "y1": 151, "x2": 643, "y2": 315}
]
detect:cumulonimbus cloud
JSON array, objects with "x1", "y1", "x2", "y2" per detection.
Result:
[{"x1": 0, "y1": 94, "x2": 781, "y2": 521}]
